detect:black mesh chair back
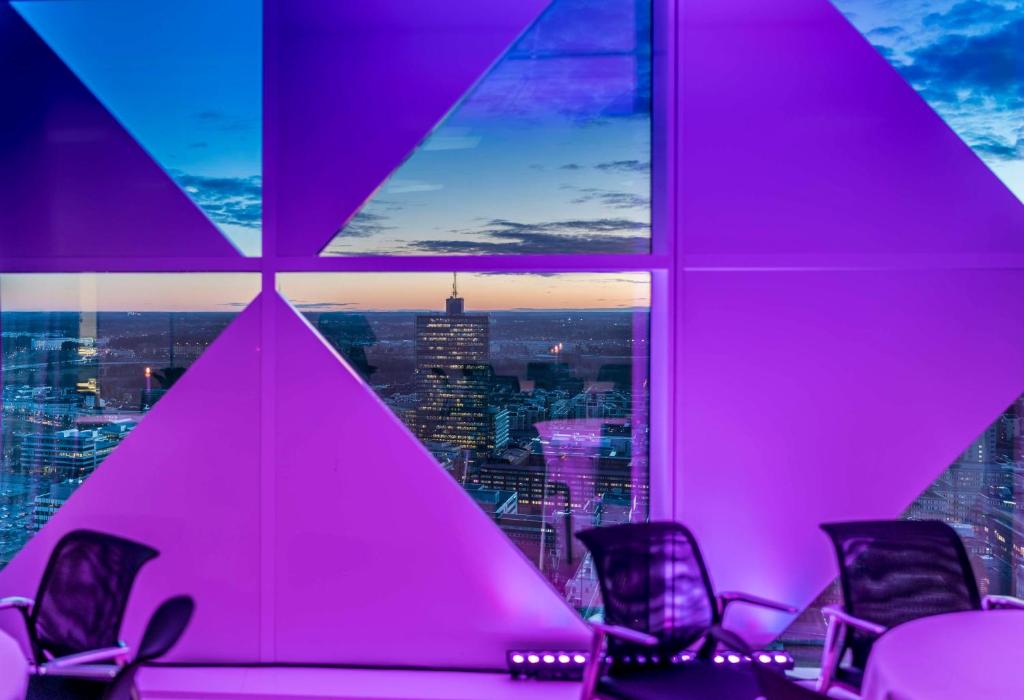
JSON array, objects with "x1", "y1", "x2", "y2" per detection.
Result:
[
  {"x1": 752, "y1": 665, "x2": 828, "y2": 700},
  {"x1": 821, "y1": 520, "x2": 981, "y2": 670},
  {"x1": 577, "y1": 522, "x2": 719, "y2": 668},
  {"x1": 30, "y1": 530, "x2": 159, "y2": 661},
  {"x1": 101, "y1": 596, "x2": 194, "y2": 700}
]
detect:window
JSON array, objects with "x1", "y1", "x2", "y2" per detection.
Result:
[
  {"x1": 280, "y1": 272, "x2": 651, "y2": 613},
  {"x1": 830, "y1": 0, "x2": 1023, "y2": 203},
  {"x1": 12, "y1": 0, "x2": 263, "y2": 255},
  {"x1": 0, "y1": 273, "x2": 259, "y2": 568},
  {"x1": 322, "y1": 0, "x2": 653, "y2": 256}
]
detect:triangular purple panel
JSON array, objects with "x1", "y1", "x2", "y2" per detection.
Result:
[
  {"x1": 680, "y1": 0, "x2": 1024, "y2": 259},
  {"x1": 273, "y1": 294, "x2": 588, "y2": 668},
  {"x1": 0, "y1": 4, "x2": 237, "y2": 259},
  {"x1": 678, "y1": 269, "x2": 1024, "y2": 644},
  {"x1": 267, "y1": 0, "x2": 552, "y2": 256},
  {"x1": 0, "y1": 298, "x2": 262, "y2": 662}
]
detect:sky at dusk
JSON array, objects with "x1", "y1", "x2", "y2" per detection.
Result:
[
  {"x1": 832, "y1": 0, "x2": 1024, "y2": 201},
  {"x1": 323, "y1": 0, "x2": 653, "y2": 256},
  {"x1": 0, "y1": 274, "x2": 261, "y2": 313},
  {"x1": 280, "y1": 273, "x2": 651, "y2": 312},
  {"x1": 0, "y1": 273, "x2": 649, "y2": 313},
  {"x1": 12, "y1": 0, "x2": 262, "y2": 256}
]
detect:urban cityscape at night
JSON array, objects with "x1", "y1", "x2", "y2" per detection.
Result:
[
  {"x1": 0, "y1": 309, "x2": 240, "y2": 568},
  {"x1": 289, "y1": 272, "x2": 651, "y2": 613},
  {"x1": 782, "y1": 395, "x2": 1024, "y2": 657}
]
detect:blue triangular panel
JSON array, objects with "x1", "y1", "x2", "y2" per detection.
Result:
[
  {"x1": 12, "y1": 0, "x2": 262, "y2": 256},
  {"x1": 831, "y1": 0, "x2": 1023, "y2": 203}
]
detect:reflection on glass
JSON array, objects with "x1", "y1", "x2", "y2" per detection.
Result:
[
  {"x1": 780, "y1": 394, "x2": 1024, "y2": 663},
  {"x1": 12, "y1": 0, "x2": 263, "y2": 255},
  {"x1": 0, "y1": 274, "x2": 259, "y2": 569},
  {"x1": 830, "y1": 0, "x2": 1023, "y2": 202},
  {"x1": 280, "y1": 272, "x2": 651, "y2": 613},
  {"x1": 322, "y1": 0, "x2": 652, "y2": 256}
]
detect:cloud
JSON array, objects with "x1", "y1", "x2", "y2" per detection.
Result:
[
  {"x1": 570, "y1": 187, "x2": 650, "y2": 209},
  {"x1": 406, "y1": 218, "x2": 649, "y2": 254},
  {"x1": 867, "y1": 25, "x2": 904, "y2": 38},
  {"x1": 971, "y1": 135, "x2": 1024, "y2": 159},
  {"x1": 385, "y1": 179, "x2": 444, "y2": 194},
  {"x1": 192, "y1": 110, "x2": 257, "y2": 133},
  {"x1": 171, "y1": 172, "x2": 262, "y2": 229},
  {"x1": 339, "y1": 210, "x2": 396, "y2": 238},
  {"x1": 291, "y1": 302, "x2": 358, "y2": 310},
  {"x1": 903, "y1": 18, "x2": 1024, "y2": 102},
  {"x1": 594, "y1": 159, "x2": 650, "y2": 173},
  {"x1": 922, "y1": 1, "x2": 1013, "y2": 29}
]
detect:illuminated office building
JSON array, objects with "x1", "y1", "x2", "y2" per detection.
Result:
[
  {"x1": 413, "y1": 275, "x2": 492, "y2": 453},
  {"x1": 17, "y1": 428, "x2": 118, "y2": 480}
]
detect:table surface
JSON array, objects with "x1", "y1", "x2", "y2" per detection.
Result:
[
  {"x1": 862, "y1": 609, "x2": 1024, "y2": 700},
  {"x1": 0, "y1": 629, "x2": 27, "y2": 700}
]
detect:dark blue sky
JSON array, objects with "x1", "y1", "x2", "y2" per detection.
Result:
[{"x1": 834, "y1": 0, "x2": 1023, "y2": 201}]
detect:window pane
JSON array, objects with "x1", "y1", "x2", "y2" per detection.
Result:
[
  {"x1": 321, "y1": 0, "x2": 652, "y2": 256},
  {"x1": 280, "y1": 272, "x2": 651, "y2": 613},
  {"x1": 0, "y1": 273, "x2": 259, "y2": 568},
  {"x1": 830, "y1": 0, "x2": 1023, "y2": 203},
  {"x1": 12, "y1": 0, "x2": 263, "y2": 255},
  {"x1": 779, "y1": 393, "x2": 1024, "y2": 663}
]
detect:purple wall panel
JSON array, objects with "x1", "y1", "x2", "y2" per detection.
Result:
[
  {"x1": 0, "y1": 3, "x2": 236, "y2": 260},
  {"x1": 676, "y1": 270, "x2": 1024, "y2": 643},
  {"x1": 0, "y1": 298, "x2": 262, "y2": 661},
  {"x1": 679, "y1": 0, "x2": 1024, "y2": 261},
  {"x1": 272, "y1": 295, "x2": 589, "y2": 668},
  {"x1": 267, "y1": 0, "x2": 551, "y2": 257}
]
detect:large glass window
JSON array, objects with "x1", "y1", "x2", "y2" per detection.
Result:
[
  {"x1": 0, "y1": 273, "x2": 259, "y2": 568},
  {"x1": 280, "y1": 272, "x2": 650, "y2": 613},
  {"x1": 780, "y1": 393, "x2": 1024, "y2": 661},
  {"x1": 322, "y1": 0, "x2": 652, "y2": 256}
]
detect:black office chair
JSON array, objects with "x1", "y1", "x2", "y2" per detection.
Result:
[
  {"x1": 577, "y1": 522, "x2": 797, "y2": 700},
  {"x1": 102, "y1": 596, "x2": 194, "y2": 700},
  {"x1": 817, "y1": 519, "x2": 1024, "y2": 695},
  {"x1": 0, "y1": 529, "x2": 158, "y2": 695},
  {"x1": 751, "y1": 664, "x2": 827, "y2": 700}
]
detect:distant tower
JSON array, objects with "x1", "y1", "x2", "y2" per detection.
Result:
[
  {"x1": 414, "y1": 274, "x2": 491, "y2": 452},
  {"x1": 446, "y1": 272, "x2": 465, "y2": 315}
]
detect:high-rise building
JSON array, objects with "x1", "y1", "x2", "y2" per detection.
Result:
[
  {"x1": 17, "y1": 428, "x2": 117, "y2": 480},
  {"x1": 31, "y1": 478, "x2": 84, "y2": 531},
  {"x1": 413, "y1": 274, "x2": 491, "y2": 452}
]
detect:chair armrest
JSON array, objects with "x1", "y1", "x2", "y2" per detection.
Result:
[
  {"x1": 578, "y1": 623, "x2": 658, "y2": 700},
  {"x1": 0, "y1": 596, "x2": 33, "y2": 611},
  {"x1": 816, "y1": 606, "x2": 886, "y2": 694},
  {"x1": 984, "y1": 595, "x2": 1024, "y2": 610},
  {"x1": 591, "y1": 622, "x2": 659, "y2": 647},
  {"x1": 39, "y1": 646, "x2": 130, "y2": 672},
  {"x1": 718, "y1": 591, "x2": 799, "y2": 615},
  {"x1": 821, "y1": 605, "x2": 886, "y2": 636}
]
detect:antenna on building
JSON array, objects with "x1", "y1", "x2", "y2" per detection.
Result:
[{"x1": 452, "y1": 271, "x2": 458, "y2": 299}]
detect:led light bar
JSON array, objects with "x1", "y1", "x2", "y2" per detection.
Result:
[{"x1": 507, "y1": 648, "x2": 794, "y2": 679}]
